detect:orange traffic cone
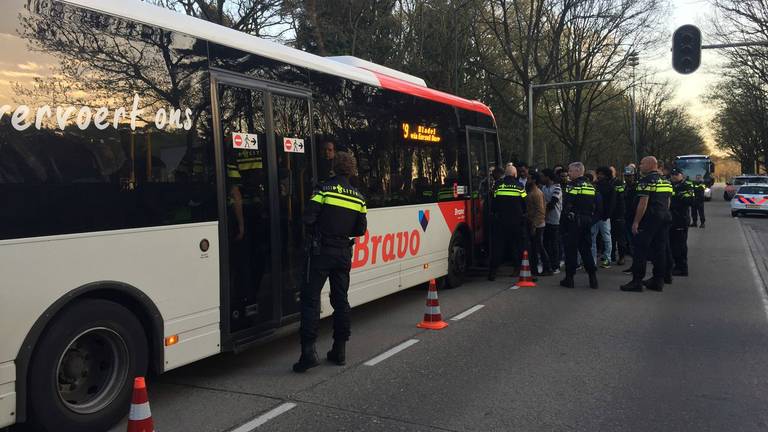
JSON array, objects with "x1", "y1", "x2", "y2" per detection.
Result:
[
  {"x1": 417, "y1": 279, "x2": 448, "y2": 330},
  {"x1": 127, "y1": 377, "x2": 154, "y2": 432},
  {"x1": 514, "y1": 251, "x2": 537, "y2": 288}
]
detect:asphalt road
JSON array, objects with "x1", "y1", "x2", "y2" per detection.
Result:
[{"x1": 20, "y1": 189, "x2": 768, "y2": 432}]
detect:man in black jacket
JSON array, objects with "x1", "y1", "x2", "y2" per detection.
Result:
[
  {"x1": 488, "y1": 164, "x2": 527, "y2": 281},
  {"x1": 610, "y1": 167, "x2": 628, "y2": 266},
  {"x1": 592, "y1": 166, "x2": 616, "y2": 268},
  {"x1": 294, "y1": 152, "x2": 368, "y2": 373},
  {"x1": 669, "y1": 169, "x2": 695, "y2": 276}
]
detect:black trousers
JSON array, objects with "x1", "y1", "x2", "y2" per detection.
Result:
[
  {"x1": 691, "y1": 202, "x2": 705, "y2": 225},
  {"x1": 300, "y1": 250, "x2": 352, "y2": 346},
  {"x1": 544, "y1": 224, "x2": 560, "y2": 269},
  {"x1": 564, "y1": 220, "x2": 596, "y2": 276},
  {"x1": 529, "y1": 226, "x2": 551, "y2": 274},
  {"x1": 490, "y1": 222, "x2": 523, "y2": 271},
  {"x1": 611, "y1": 218, "x2": 629, "y2": 260},
  {"x1": 632, "y1": 221, "x2": 670, "y2": 280},
  {"x1": 670, "y1": 227, "x2": 689, "y2": 272}
]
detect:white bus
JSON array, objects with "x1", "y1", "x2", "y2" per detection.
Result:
[{"x1": 0, "y1": 1, "x2": 500, "y2": 430}]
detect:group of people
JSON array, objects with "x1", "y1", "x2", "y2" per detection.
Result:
[{"x1": 487, "y1": 156, "x2": 708, "y2": 291}]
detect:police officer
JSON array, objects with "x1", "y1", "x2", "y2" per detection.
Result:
[
  {"x1": 621, "y1": 156, "x2": 673, "y2": 292},
  {"x1": 560, "y1": 162, "x2": 599, "y2": 289},
  {"x1": 294, "y1": 152, "x2": 367, "y2": 373},
  {"x1": 690, "y1": 174, "x2": 706, "y2": 228},
  {"x1": 488, "y1": 163, "x2": 527, "y2": 281},
  {"x1": 621, "y1": 165, "x2": 638, "y2": 273},
  {"x1": 610, "y1": 167, "x2": 628, "y2": 266},
  {"x1": 669, "y1": 169, "x2": 694, "y2": 277}
]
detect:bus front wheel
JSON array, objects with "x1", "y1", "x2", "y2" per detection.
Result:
[
  {"x1": 446, "y1": 232, "x2": 468, "y2": 288},
  {"x1": 28, "y1": 299, "x2": 148, "y2": 432}
]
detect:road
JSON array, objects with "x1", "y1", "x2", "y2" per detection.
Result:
[{"x1": 28, "y1": 191, "x2": 768, "y2": 431}]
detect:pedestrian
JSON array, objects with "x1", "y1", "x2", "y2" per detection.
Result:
[
  {"x1": 540, "y1": 168, "x2": 563, "y2": 274},
  {"x1": 621, "y1": 156, "x2": 673, "y2": 293},
  {"x1": 294, "y1": 151, "x2": 368, "y2": 373},
  {"x1": 592, "y1": 166, "x2": 615, "y2": 268},
  {"x1": 517, "y1": 162, "x2": 530, "y2": 187},
  {"x1": 690, "y1": 174, "x2": 706, "y2": 228},
  {"x1": 669, "y1": 169, "x2": 694, "y2": 276},
  {"x1": 560, "y1": 162, "x2": 599, "y2": 289},
  {"x1": 527, "y1": 172, "x2": 552, "y2": 276},
  {"x1": 488, "y1": 164, "x2": 527, "y2": 281},
  {"x1": 610, "y1": 167, "x2": 628, "y2": 265}
]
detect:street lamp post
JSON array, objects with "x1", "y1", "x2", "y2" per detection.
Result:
[
  {"x1": 628, "y1": 51, "x2": 640, "y2": 164},
  {"x1": 527, "y1": 78, "x2": 614, "y2": 165}
]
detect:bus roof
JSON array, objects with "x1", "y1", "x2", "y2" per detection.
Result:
[{"x1": 61, "y1": 0, "x2": 494, "y2": 118}]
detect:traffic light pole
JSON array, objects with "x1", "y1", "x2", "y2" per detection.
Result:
[
  {"x1": 701, "y1": 42, "x2": 768, "y2": 49},
  {"x1": 528, "y1": 78, "x2": 613, "y2": 165}
]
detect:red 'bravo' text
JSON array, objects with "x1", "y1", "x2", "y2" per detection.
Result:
[{"x1": 352, "y1": 230, "x2": 421, "y2": 269}]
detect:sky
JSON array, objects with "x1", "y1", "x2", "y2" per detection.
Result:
[{"x1": 652, "y1": 0, "x2": 725, "y2": 152}]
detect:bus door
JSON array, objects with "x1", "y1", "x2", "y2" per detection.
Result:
[
  {"x1": 466, "y1": 127, "x2": 499, "y2": 264},
  {"x1": 214, "y1": 75, "x2": 313, "y2": 338}
]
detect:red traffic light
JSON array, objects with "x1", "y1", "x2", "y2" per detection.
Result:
[{"x1": 672, "y1": 25, "x2": 702, "y2": 74}]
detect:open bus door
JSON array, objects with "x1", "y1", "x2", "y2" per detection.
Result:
[
  {"x1": 466, "y1": 127, "x2": 500, "y2": 267},
  {"x1": 212, "y1": 72, "x2": 314, "y2": 348}
]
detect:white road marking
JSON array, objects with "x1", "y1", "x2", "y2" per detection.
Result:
[
  {"x1": 229, "y1": 402, "x2": 297, "y2": 432},
  {"x1": 364, "y1": 339, "x2": 420, "y2": 366},
  {"x1": 737, "y1": 219, "x2": 768, "y2": 321},
  {"x1": 450, "y1": 304, "x2": 485, "y2": 321},
  {"x1": 509, "y1": 286, "x2": 519, "y2": 290}
]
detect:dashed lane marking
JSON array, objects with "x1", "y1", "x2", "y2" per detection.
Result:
[
  {"x1": 450, "y1": 304, "x2": 485, "y2": 321},
  {"x1": 229, "y1": 402, "x2": 297, "y2": 432},
  {"x1": 364, "y1": 339, "x2": 420, "y2": 366}
]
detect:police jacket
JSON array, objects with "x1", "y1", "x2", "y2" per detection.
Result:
[
  {"x1": 636, "y1": 172, "x2": 673, "y2": 226},
  {"x1": 624, "y1": 181, "x2": 638, "y2": 222},
  {"x1": 562, "y1": 177, "x2": 596, "y2": 226},
  {"x1": 612, "y1": 179, "x2": 626, "y2": 221},
  {"x1": 595, "y1": 178, "x2": 615, "y2": 220},
  {"x1": 304, "y1": 176, "x2": 367, "y2": 249},
  {"x1": 492, "y1": 176, "x2": 527, "y2": 226},
  {"x1": 671, "y1": 180, "x2": 695, "y2": 228},
  {"x1": 692, "y1": 180, "x2": 706, "y2": 203}
]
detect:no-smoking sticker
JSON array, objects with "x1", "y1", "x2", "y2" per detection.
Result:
[
  {"x1": 232, "y1": 132, "x2": 258, "y2": 150},
  {"x1": 283, "y1": 137, "x2": 305, "y2": 153}
]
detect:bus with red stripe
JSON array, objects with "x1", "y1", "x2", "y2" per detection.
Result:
[{"x1": 0, "y1": 1, "x2": 500, "y2": 430}]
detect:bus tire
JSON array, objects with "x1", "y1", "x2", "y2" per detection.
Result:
[
  {"x1": 27, "y1": 299, "x2": 148, "y2": 432},
  {"x1": 446, "y1": 232, "x2": 468, "y2": 288}
]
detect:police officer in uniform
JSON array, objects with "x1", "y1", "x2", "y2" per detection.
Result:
[
  {"x1": 621, "y1": 156, "x2": 673, "y2": 292},
  {"x1": 611, "y1": 168, "x2": 628, "y2": 266},
  {"x1": 560, "y1": 162, "x2": 599, "y2": 289},
  {"x1": 690, "y1": 174, "x2": 706, "y2": 228},
  {"x1": 294, "y1": 152, "x2": 367, "y2": 373},
  {"x1": 669, "y1": 169, "x2": 694, "y2": 276},
  {"x1": 488, "y1": 164, "x2": 527, "y2": 281}
]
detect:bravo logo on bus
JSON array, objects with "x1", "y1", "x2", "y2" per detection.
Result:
[
  {"x1": 351, "y1": 202, "x2": 467, "y2": 270},
  {"x1": 352, "y1": 210, "x2": 429, "y2": 269}
]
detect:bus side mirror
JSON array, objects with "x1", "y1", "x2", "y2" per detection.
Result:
[{"x1": 710, "y1": 163, "x2": 716, "y2": 173}]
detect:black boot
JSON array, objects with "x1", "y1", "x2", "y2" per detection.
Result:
[
  {"x1": 699, "y1": 222, "x2": 705, "y2": 229},
  {"x1": 588, "y1": 272, "x2": 599, "y2": 289},
  {"x1": 560, "y1": 275, "x2": 575, "y2": 288},
  {"x1": 643, "y1": 277, "x2": 664, "y2": 292},
  {"x1": 293, "y1": 344, "x2": 319, "y2": 373},
  {"x1": 620, "y1": 279, "x2": 644, "y2": 292},
  {"x1": 663, "y1": 274, "x2": 673, "y2": 285},
  {"x1": 327, "y1": 341, "x2": 346, "y2": 366},
  {"x1": 672, "y1": 268, "x2": 689, "y2": 277},
  {"x1": 488, "y1": 269, "x2": 497, "y2": 281}
]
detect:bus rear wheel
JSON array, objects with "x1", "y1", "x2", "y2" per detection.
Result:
[
  {"x1": 28, "y1": 299, "x2": 148, "y2": 432},
  {"x1": 446, "y1": 232, "x2": 468, "y2": 288}
]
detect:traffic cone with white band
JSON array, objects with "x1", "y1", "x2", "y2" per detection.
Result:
[
  {"x1": 127, "y1": 377, "x2": 154, "y2": 432},
  {"x1": 514, "y1": 251, "x2": 537, "y2": 288},
  {"x1": 417, "y1": 279, "x2": 448, "y2": 330}
]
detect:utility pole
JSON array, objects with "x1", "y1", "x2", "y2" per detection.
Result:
[
  {"x1": 528, "y1": 78, "x2": 613, "y2": 165},
  {"x1": 628, "y1": 51, "x2": 640, "y2": 163}
]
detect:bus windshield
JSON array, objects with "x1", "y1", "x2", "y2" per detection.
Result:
[{"x1": 675, "y1": 159, "x2": 710, "y2": 179}]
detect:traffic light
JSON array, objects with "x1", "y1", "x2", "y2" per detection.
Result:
[{"x1": 672, "y1": 25, "x2": 702, "y2": 74}]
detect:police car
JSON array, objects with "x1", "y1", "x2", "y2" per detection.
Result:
[{"x1": 731, "y1": 184, "x2": 768, "y2": 217}]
